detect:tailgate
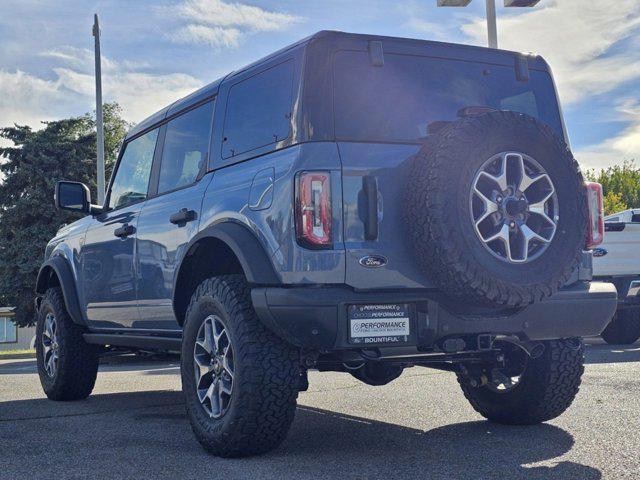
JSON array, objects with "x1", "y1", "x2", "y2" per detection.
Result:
[
  {"x1": 339, "y1": 142, "x2": 436, "y2": 289},
  {"x1": 594, "y1": 223, "x2": 640, "y2": 276}
]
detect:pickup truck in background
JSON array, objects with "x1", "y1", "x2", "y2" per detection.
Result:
[{"x1": 594, "y1": 209, "x2": 640, "y2": 344}]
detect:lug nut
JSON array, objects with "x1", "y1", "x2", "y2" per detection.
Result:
[
  {"x1": 496, "y1": 195, "x2": 503, "y2": 203},
  {"x1": 509, "y1": 221, "x2": 516, "y2": 228}
]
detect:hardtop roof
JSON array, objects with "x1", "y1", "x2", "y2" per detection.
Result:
[{"x1": 126, "y1": 30, "x2": 550, "y2": 140}]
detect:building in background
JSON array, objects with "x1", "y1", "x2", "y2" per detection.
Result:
[{"x1": 0, "y1": 307, "x2": 35, "y2": 351}]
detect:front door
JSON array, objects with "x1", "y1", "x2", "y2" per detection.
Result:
[
  {"x1": 135, "y1": 100, "x2": 214, "y2": 329},
  {"x1": 81, "y1": 127, "x2": 159, "y2": 329}
]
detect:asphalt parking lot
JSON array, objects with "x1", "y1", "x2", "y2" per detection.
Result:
[{"x1": 1, "y1": 340, "x2": 638, "y2": 480}]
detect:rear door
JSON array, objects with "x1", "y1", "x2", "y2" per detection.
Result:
[
  {"x1": 333, "y1": 49, "x2": 564, "y2": 290},
  {"x1": 82, "y1": 127, "x2": 159, "y2": 328},
  {"x1": 134, "y1": 100, "x2": 214, "y2": 329}
]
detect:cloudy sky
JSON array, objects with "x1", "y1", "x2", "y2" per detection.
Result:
[{"x1": 1, "y1": 0, "x2": 639, "y2": 170}]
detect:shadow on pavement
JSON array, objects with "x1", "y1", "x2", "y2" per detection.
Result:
[
  {"x1": 584, "y1": 343, "x2": 640, "y2": 364},
  {"x1": 287, "y1": 406, "x2": 601, "y2": 480},
  {"x1": 0, "y1": 390, "x2": 600, "y2": 480},
  {"x1": 0, "y1": 355, "x2": 181, "y2": 376},
  {"x1": 0, "y1": 390, "x2": 184, "y2": 422}
]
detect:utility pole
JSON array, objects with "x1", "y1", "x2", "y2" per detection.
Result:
[
  {"x1": 93, "y1": 14, "x2": 105, "y2": 206},
  {"x1": 485, "y1": 0, "x2": 498, "y2": 49},
  {"x1": 437, "y1": 0, "x2": 540, "y2": 49}
]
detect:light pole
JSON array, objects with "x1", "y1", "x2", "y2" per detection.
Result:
[
  {"x1": 437, "y1": 0, "x2": 541, "y2": 49},
  {"x1": 92, "y1": 14, "x2": 105, "y2": 206}
]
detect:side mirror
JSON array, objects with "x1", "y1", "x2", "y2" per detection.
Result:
[{"x1": 55, "y1": 181, "x2": 93, "y2": 214}]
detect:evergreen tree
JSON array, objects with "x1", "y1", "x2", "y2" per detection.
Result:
[{"x1": 0, "y1": 103, "x2": 129, "y2": 326}]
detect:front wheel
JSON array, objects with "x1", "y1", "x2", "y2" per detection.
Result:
[
  {"x1": 457, "y1": 338, "x2": 584, "y2": 424},
  {"x1": 36, "y1": 287, "x2": 99, "y2": 401},
  {"x1": 181, "y1": 275, "x2": 300, "y2": 457}
]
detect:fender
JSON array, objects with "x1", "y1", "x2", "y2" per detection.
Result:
[
  {"x1": 35, "y1": 256, "x2": 86, "y2": 326},
  {"x1": 180, "y1": 221, "x2": 280, "y2": 285}
]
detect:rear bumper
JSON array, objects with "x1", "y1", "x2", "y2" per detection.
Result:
[
  {"x1": 251, "y1": 281, "x2": 617, "y2": 350},
  {"x1": 593, "y1": 275, "x2": 640, "y2": 308}
]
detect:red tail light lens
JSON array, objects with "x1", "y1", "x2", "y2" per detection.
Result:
[
  {"x1": 585, "y1": 182, "x2": 604, "y2": 248},
  {"x1": 296, "y1": 171, "x2": 332, "y2": 248}
]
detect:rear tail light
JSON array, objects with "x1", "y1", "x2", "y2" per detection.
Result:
[
  {"x1": 585, "y1": 182, "x2": 604, "y2": 248},
  {"x1": 295, "y1": 171, "x2": 332, "y2": 248}
]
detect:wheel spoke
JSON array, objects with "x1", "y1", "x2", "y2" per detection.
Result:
[
  {"x1": 223, "y1": 345, "x2": 234, "y2": 379},
  {"x1": 208, "y1": 319, "x2": 220, "y2": 353},
  {"x1": 483, "y1": 224, "x2": 512, "y2": 261},
  {"x1": 46, "y1": 354, "x2": 55, "y2": 376},
  {"x1": 473, "y1": 184, "x2": 499, "y2": 227},
  {"x1": 517, "y1": 224, "x2": 553, "y2": 263},
  {"x1": 528, "y1": 188, "x2": 556, "y2": 227},
  {"x1": 493, "y1": 153, "x2": 509, "y2": 191},
  {"x1": 520, "y1": 172, "x2": 549, "y2": 195},
  {"x1": 213, "y1": 327, "x2": 224, "y2": 355},
  {"x1": 203, "y1": 381, "x2": 216, "y2": 411},
  {"x1": 209, "y1": 379, "x2": 222, "y2": 417},
  {"x1": 44, "y1": 314, "x2": 55, "y2": 340}
]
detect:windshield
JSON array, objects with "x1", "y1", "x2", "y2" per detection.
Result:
[{"x1": 333, "y1": 51, "x2": 564, "y2": 142}]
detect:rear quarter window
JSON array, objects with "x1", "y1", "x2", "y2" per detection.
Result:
[{"x1": 222, "y1": 60, "x2": 294, "y2": 158}]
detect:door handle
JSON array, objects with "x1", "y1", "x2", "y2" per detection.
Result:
[
  {"x1": 362, "y1": 175, "x2": 379, "y2": 240},
  {"x1": 114, "y1": 223, "x2": 136, "y2": 238},
  {"x1": 170, "y1": 208, "x2": 196, "y2": 225}
]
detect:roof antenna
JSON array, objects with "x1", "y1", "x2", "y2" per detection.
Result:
[{"x1": 93, "y1": 14, "x2": 105, "y2": 206}]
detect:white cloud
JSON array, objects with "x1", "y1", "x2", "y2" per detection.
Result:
[
  {"x1": 165, "y1": 0, "x2": 300, "y2": 47},
  {"x1": 404, "y1": 18, "x2": 450, "y2": 40},
  {"x1": 460, "y1": 0, "x2": 640, "y2": 105},
  {"x1": 0, "y1": 48, "x2": 203, "y2": 149},
  {"x1": 171, "y1": 24, "x2": 242, "y2": 48},
  {"x1": 576, "y1": 99, "x2": 640, "y2": 170},
  {"x1": 0, "y1": 70, "x2": 67, "y2": 129},
  {"x1": 53, "y1": 67, "x2": 202, "y2": 122}
]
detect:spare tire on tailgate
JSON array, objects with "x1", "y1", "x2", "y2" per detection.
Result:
[{"x1": 406, "y1": 111, "x2": 587, "y2": 308}]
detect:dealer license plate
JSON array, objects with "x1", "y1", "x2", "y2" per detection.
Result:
[{"x1": 348, "y1": 304, "x2": 411, "y2": 345}]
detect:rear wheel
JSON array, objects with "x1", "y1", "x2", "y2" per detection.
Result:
[
  {"x1": 457, "y1": 338, "x2": 584, "y2": 424},
  {"x1": 181, "y1": 275, "x2": 300, "y2": 457},
  {"x1": 601, "y1": 309, "x2": 640, "y2": 345},
  {"x1": 36, "y1": 287, "x2": 99, "y2": 401}
]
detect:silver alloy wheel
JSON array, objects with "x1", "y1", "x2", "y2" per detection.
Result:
[
  {"x1": 470, "y1": 152, "x2": 558, "y2": 263},
  {"x1": 193, "y1": 315, "x2": 235, "y2": 419},
  {"x1": 42, "y1": 313, "x2": 59, "y2": 377}
]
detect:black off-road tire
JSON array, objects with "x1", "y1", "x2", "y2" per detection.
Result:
[
  {"x1": 457, "y1": 338, "x2": 584, "y2": 424},
  {"x1": 181, "y1": 274, "x2": 300, "y2": 457},
  {"x1": 36, "y1": 287, "x2": 99, "y2": 401},
  {"x1": 407, "y1": 111, "x2": 587, "y2": 308},
  {"x1": 601, "y1": 309, "x2": 640, "y2": 345}
]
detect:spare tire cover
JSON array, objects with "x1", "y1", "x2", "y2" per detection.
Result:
[{"x1": 406, "y1": 111, "x2": 587, "y2": 308}]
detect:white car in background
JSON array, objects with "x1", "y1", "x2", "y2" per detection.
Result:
[{"x1": 594, "y1": 209, "x2": 640, "y2": 344}]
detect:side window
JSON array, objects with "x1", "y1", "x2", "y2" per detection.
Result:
[
  {"x1": 108, "y1": 128, "x2": 158, "y2": 210},
  {"x1": 222, "y1": 60, "x2": 294, "y2": 158},
  {"x1": 157, "y1": 101, "x2": 214, "y2": 194}
]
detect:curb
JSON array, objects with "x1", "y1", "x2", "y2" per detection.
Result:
[{"x1": 0, "y1": 352, "x2": 36, "y2": 360}]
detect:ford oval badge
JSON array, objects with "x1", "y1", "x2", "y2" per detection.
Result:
[
  {"x1": 593, "y1": 248, "x2": 608, "y2": 258},
  {"x1": 359, "y1": 255, "x2": 388, "y2": 268}
]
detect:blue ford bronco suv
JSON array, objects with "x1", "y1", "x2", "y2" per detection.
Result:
[{"x1": 36, "y1": 31, "x2": 616, "y2": 457}]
